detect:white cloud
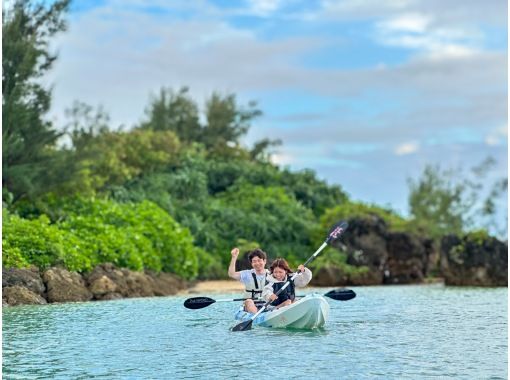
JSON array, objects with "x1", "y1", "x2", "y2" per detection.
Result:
[
  {"x1": 485, "y1": 125, "x2": 508, "y2": 146},
  {"x1": 270, "y1": 152, "x2": 295, "y2": 165},
  {"x1": 375, "y1": 12, "x2": 483, "y2": 59},
  {"x1": 378, "y1": 13, "x2": 430, "y2": 33},
  {"x1": 395, "y1": 142, "x2": 419, "y2": 155},
  {"x1": 320, "y1": 0, "x2": 410, "y2": 19},
  {"x1": 247, "y1": 0, "x2": 282, "y2": 16}
]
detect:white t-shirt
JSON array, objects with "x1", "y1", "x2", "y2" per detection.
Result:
[{"x1": 239, "y1": 269, "x2": 267, "y2": 288}]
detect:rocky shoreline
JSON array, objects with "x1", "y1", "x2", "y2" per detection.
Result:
[
  {"x1": 2, "y1": 263, "x2": 188, "y2": 307},
  {"x1": 310, "y1": 217, "x2": 508, "y2": 288},
  {"x1": 3, "y1": 217, "x2": 508, "y2": 307}
]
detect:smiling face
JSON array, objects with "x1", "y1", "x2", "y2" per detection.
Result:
[
  {"x1": 272, "y1": 266, "x2": 287, "y2": 281},
  {"x1": 250, "y1": 256, "x2": 266, "y2": 273}
]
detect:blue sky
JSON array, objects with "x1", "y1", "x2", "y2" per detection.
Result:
[{"x1": 41, "y1": 0, "x2": 507, "y2": 234}]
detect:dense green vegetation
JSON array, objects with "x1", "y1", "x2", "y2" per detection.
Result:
[{"x1": 3, "y1": 1, "x2": 506, "y2": 280}]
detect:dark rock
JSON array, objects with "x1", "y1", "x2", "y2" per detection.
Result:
[
  {"x1": 423, "y1": 238, "x2": 440, "y2": 276},
  {"x1": 342, "y1": 216, "x2": 389, "y2": 278},
  {"x1": 348, "y1": 269, "x2": 383, "y2": 286},
  {"x1": 3, "y1": 286, "x2": 47, "y2": 305},
  {"x1": 43, "y1": 267, "x2": 93, "y2": 303},
  {"x1": 146, "y1": 271, "x2": 187, "y2": 296},
  {"x1": 311, "y1": 267, "x2": 349, "y2": 286},
  {"x1": 96, "y1": 292, "x2": 124, "y2": 301},
  {"x1": 384, "y1": 232, "x2": 427, "y2": 284},
  {"x1": 85, "y1": 263, "x2": 131, "y2": 299},
  {"x1": 87, "y1": 263, "x2": 157, "y2": 298},
  {"x1": 121, "y1": 269, "x2": 155, "y2": 298},
  {"x1": 85, "y1": 264, "x2": 186, "y2": 299},
  {"x1": 440, "y1": 234, "x2": 508, "y2": 286},
  {"x1": 88, "y1": 275, "x2": 118, "y2": 298},
  {"x1": 2, "y1": 267, "x2": 45, "y2": 296}
]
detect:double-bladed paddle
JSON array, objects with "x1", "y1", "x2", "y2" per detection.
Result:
[
  {"x1": 183, "y1": 288, "x2": 356, "y2": 310},
  {"x1": 231, "y1": 220, "x2": 349, "y2": 332}
]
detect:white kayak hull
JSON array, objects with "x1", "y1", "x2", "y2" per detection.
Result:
[{"x1": 234, "y1": 293, "x2": 330, "y2": 329}]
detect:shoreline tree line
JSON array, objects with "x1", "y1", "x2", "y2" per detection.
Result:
[{"x1": 3, "y1": 0, "x2": 506, "y2": 280}]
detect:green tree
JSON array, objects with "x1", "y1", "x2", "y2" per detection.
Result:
[
  {"x1": 408, "y1": 165, "x2": 469, "y2": 237},
  {"x1": 203, "y1": 183, "x2": 317, "y2": 265},
  {"x1": 202, "y1": 92, "x2": 262, "y2": 151},
  {"x1": 140, "y1": 87, "x2": 202, "y2": 143},
  {"x1": 2, "y1": 0, "x2": 70, "y2": 202},
  {"x1": 249, "y1": 137, "x2": 282, "y2": 161},
  {"x1": 280, "y1": 168, "x2": 349, "y2": 216},
  {"x1": 407, "y1": 158, "x2": 507, "y2": 238},
  {"x1": 65, "y1": 124, "x2": 181, "y2": 194}
]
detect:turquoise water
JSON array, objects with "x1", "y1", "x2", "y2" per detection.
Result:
[{"x1": 3, "y1": 285, "x2": 507, "y2": 379}]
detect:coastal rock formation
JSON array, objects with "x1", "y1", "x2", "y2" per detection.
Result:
[
  {"x1": 43, "y1": 267, "x2": 93, "y2": 303},
  {"x1": 342, "y1": 216, "x2": 389, "y2": 279},
  {"x1": 84, "y1": 264, "x2": 187, "y2": 300},
  {"x1": 3, "y1": 285, "x2": 47, "y2": 306},
  {"x1": 147, "y1": 270, "x2": 187, "y2": 296},
  {"x1": 385, "y1": 232, "x2": 427, "y2": 284},
  {"x1": 440, "y1": 234, "x2": 508, "y2": 286},
  {"x1": 85, "y1": 263, "x2": 139, "y2": 299},
  {"x1": 2, "y1": 267, "x2": 45, "y2": 296},
  {"x1": 311, "y1": 216, "x2": 438, "y2": 286},
  {"x1": 311, "y1": 266, "x2": 380, "y2": 286},
  {"x1": 2, "y1": 263, "x2": 188, "y2": 306}
]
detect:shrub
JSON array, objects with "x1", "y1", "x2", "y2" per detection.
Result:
[
  {"x1": 3, "y1": 198, "x2": 200, "y2": 279},
  {"x1": 2, "y1": 210, "x2": 90, "y2": 271}
]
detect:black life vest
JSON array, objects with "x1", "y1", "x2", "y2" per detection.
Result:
[{"x1": 269, "y1": 275, "x2": 295, "y2": 307}]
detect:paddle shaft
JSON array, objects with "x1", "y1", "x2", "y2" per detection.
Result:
[{"x1": 215, "y1": 298, "x2": 248, "y2": 302}]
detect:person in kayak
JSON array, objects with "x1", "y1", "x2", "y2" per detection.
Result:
[
  {"x1": 228, "y1": 247, "x2": 269, "y2": 313},
  {"x1": 262, "y1": 258, "x2": 312, "y2": 309}
]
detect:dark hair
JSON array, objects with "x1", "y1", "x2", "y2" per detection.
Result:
[
  {"x1": 269, "y1": 258, "x2": 292, "y2": 274},
  {"x1": 248, "y1": 248, "x2": 267, "y2": 262}
]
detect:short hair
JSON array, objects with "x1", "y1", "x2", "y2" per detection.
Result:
[{"x1": 248, "y1": 248, "x2": 267, "y2": 262}]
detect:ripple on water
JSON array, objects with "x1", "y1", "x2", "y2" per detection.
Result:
[{"x1": 3, "y1": 286, "x2": 508, "y2": 379}]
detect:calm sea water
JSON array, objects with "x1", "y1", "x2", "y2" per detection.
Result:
[{"x1": 3, "y1": 285, "x2": 507, "y2": 379}]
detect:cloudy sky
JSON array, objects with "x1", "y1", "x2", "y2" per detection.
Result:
[{"x1": 44, "y1": 0, "x2": 507, "y2": 226}]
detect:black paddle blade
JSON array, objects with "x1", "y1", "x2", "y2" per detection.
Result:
[
  {"x1": 324, "y1": 289, "x2": 356, "y2": 301},
  {"x1": 326, "y1": 221, "x2": 348, "y2": 243},
  {"x1": 231, "y1": 320, "x2": 253, "y2": 332},
  {"x1": 183, "y1": 297, "x2": 216, "y2": 309}
]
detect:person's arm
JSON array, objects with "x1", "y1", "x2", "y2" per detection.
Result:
[
  {"x1": 294, "y1": 265, "x2": 312, "y2": 287},
  {"x1": 262, "y1": 282, "x2": 277, "y2": 302},
  {"x1": 276, "y1": 299, "x2": 292, "y2": 309},
  {"x1": 228, "y1": 247, "x2": 241, "y2": 280}
]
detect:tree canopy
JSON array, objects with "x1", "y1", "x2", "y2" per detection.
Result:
[{"x1": 3, "y1": 0, "x2": 70, "y2": 202}]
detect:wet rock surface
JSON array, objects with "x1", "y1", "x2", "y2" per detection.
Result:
[{"x1": 3, "y1": 264, "x2": 188, "y2": 306}]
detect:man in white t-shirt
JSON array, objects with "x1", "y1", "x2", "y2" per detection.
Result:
[{"x1": 228, "y1": 247, "x2": 269, "y2": 313}]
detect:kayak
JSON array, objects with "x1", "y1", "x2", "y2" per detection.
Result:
[{"x1": 234, "y1": 293, "x2": 330, "y2": 329}]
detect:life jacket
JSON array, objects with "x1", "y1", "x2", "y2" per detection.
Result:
[
  {"x1": 244, "y1": 270, "x2": 270, "y2": 299},
  {"x1": 270, "y1": 274, "x2": 295, "y2": 307}
]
